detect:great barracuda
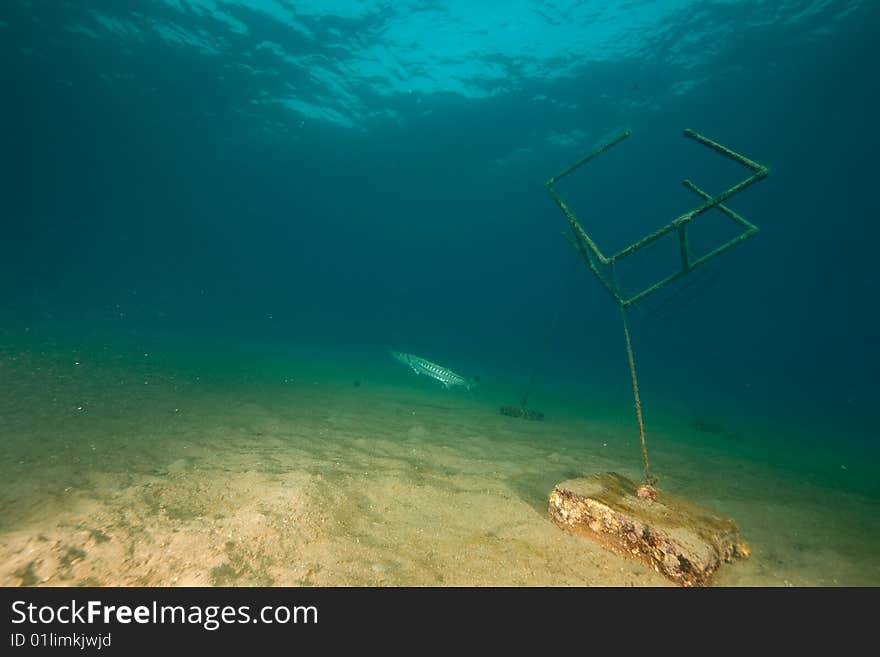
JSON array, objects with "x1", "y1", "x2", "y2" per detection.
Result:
[{"x1": 390, "y1": 350, "x2": 477, "y2": 391}]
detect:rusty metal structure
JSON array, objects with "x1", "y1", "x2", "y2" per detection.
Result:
[{"x1": 546, "y1": 129, "x2": 769, "y2": 489}]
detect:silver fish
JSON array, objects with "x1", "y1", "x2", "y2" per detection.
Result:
[{"x1": 390, "y1": 350, "x2": 477, "y2": 391}]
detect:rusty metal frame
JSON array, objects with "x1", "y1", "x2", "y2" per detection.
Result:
[{"x1": 546, "y1": 129, "x2": 769, "y2": 308}]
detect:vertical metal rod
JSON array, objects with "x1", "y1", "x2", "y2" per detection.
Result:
[
  {"x1": 678, "y1": 224, "x2": 690, "y2": 271},
  {"x1": 621, "y1": 306, "x2": 654, "y2": 485}
]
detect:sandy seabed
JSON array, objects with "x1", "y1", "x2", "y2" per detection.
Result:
[{"x1": 1, "y1": 346, "x2": 878, "y2": 587}]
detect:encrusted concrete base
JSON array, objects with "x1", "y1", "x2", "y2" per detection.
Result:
[{"x1": 548, "y1": 472, "x2": 749, "y2": 587}]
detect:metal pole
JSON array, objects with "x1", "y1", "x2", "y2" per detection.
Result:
[{"x1": 621, "y1": 305, "x2": 654, "y2": 486}]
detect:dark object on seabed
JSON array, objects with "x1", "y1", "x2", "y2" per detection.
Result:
[
  {"x1": 548, "y1": 472, "x2": 750, "y2": 587},
  {"x1": 500, "y1": 406, "x2": 544, "y2": 421}
]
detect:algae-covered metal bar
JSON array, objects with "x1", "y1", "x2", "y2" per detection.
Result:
[
  {"x1": 683, "y1": 128, "x2": 767, "y2": 175},
  {"x1": 546, "y1": 129, "x2": 632, "y2": 187},
  {"x1": 682, "y1": 179, "x2": 759, "y2": 234}
]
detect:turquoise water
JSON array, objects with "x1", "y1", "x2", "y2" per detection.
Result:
[{"x1": 1, "y1": 1, "x2": 878, "y2": 586}]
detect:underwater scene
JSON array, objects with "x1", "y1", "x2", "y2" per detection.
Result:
[{"x1": 1, "y1": 1, "x2": 878, "y2": 587}]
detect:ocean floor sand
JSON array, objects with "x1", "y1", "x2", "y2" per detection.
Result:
[{"x1": 1, "y1": 342, "x2": 878, "y2": 586}]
